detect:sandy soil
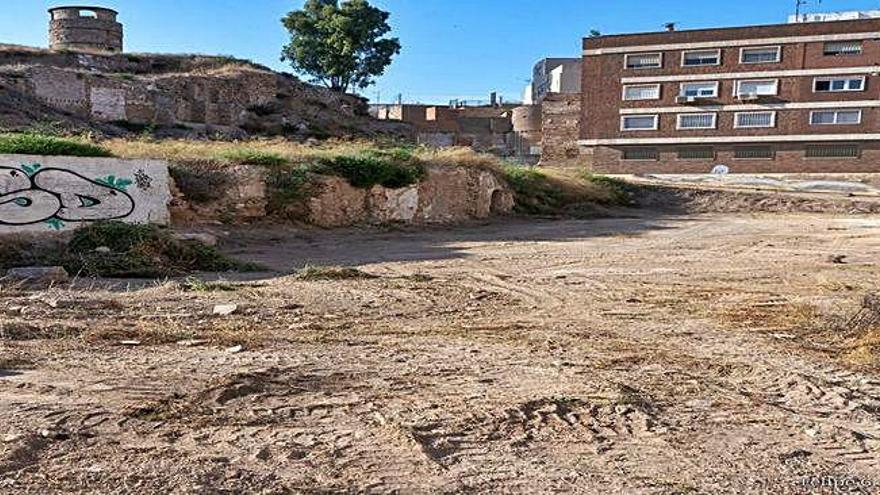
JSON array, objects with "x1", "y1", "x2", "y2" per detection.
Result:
[{"x1": 2, "y1": 212, "x2": 880, "y2": 494}]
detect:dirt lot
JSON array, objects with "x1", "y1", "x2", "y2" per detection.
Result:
[{"x1": 2, "y1": 211, "x2": 880, "y2": 494}]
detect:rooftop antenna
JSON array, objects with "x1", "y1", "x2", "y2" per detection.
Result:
[
  {"x1": 795, "y1": 0, "x2": 822, "y2": 22},
  {"x1": 664, "y1": 22, "x2": 677, "y2": 32}
]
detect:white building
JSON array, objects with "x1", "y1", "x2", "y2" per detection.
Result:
[
  {"x1": 788, "y1": 10, "x2": 880, "y2": 23},
  {"x1": 529, "y1": 58, "x2": 582, "y2": 104}
]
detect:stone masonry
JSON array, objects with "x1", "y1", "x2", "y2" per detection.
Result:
[{"x1": 49, "y1": 6, "x2": 123, "y2": 53}]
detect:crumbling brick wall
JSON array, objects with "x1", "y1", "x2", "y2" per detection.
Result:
[{"x1": 540, "y1": 93, "x2": 586, "y2": 167}]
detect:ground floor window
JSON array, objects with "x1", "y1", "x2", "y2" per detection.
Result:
[
  {"x1": 805, "y1": 144, "x2": 860, "y2": 158},
  {"x1": 734, "y1": 146, "x2": 774, "y2": 159},
  {"x1": 622, "y1": 148, "x2": 659, "y2": 160},
  {"x1": 677, "y1": 147, "x2": 715, "y2": 160}
]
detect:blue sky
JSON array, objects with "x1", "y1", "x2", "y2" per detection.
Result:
[{"x1": 3, "y1": 0, "x2": 879, "y2": 103}]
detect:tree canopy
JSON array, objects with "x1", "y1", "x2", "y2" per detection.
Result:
[{"x1": 281, "y1": 0, "x2": 401, "y2": 93}]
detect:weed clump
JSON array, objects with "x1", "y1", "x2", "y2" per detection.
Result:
[
  {"x1": 0, "y1": 133, "x2": 113, "y2": 157},
  {"x1": 216, "y1": 148, "x2": 288, "y2": 167},
  {"x1": 316, "y1": 148, "x2": 425, "y2": 189},
  {"x1": 294, "y1": 265, "x2": 378, "y2": 281},
  {"x1": 0, "y1": 222, "x2": 260, "y2": 279}
]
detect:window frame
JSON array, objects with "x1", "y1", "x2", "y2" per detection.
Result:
[
  {"x1": 681, "y1": 49, "x2": 722, "y2": 67},
  {"x1": 734, "y1": 79, "x2": 779, "y2": 97},
  {"x1": 676, "y1": 113, "x2": 718, "y2": 130},
  {"x1": 624, "y1": 52, "x2": 663, "y2": 70},
  {"x1": 622, "y1": 84, "x2": 662, "y2": 101},
  {"x1": 621, "y1": 148, "x2": 660, "y2": 161},
  {"x1": 823, "y1": 41, "x2": 863, "y2": 56},
  {"x1": 679, "y1": 81, "x2": 720, "y2": 98},
  {"x1": 621, "y1": 114, "x2": 660, "y2": 131},
  {"x1": 805, "y1": 144, "x2": 860, "y2": 159},
  {"x1": 734, "y1": 111, "x2": 777, "y2": 129},
  {"x1": 739, "y1": 46, "x2": 782, "y2": 64},
  {"x1": 812, "y1": 76, "x2": 866, "y2": 93},
  {"x1": 677, "y1": 147, "x2": 716, "y2": 160},
  {"x1": 809, "y1": 109, "x2": 863, "y2": 126},
  {"x1": 733, "y1": 146, "x2": 775, "y2": 160}
]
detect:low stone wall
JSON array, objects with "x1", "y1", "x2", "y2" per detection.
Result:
[
  {"x1": 307, "y1": 164, "x2": 514, "y2": 228},
  {"x1": 0, "y1": 154, "x2": 170, "y2": 234}
]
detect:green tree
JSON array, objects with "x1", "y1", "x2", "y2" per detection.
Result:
[{"x1": 281, "y1": 0, "x2": 401, "y2": 93}]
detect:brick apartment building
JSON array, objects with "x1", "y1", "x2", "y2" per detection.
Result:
[{"x1": 579, "y1": 19, "x2": 880, "y2": 173}]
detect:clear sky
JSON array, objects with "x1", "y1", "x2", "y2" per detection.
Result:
[{"x1": 3, "y1": 0, "x2": 879, "y2": 104}]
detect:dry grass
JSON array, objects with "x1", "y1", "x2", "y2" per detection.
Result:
[
  {"x1": 294, "y1": 265, "x2": 378, "y2": 281},
  {"x1": 718, "y1": 301, "x2": 820, "y2": 333}
]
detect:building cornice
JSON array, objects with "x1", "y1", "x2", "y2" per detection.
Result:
[
  {"x1": 584, "y1": 31, "x2": 880, "y2": 56},
  {"x1": 578, "y1": 134, "x2": 880, "y2": 146}
]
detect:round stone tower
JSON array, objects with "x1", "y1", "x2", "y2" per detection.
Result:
[{"x1": 48, "y1": 6, "x2": 123, "y2": 53}]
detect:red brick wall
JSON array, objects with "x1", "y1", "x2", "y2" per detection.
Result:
[{"x1": 591, "y1": 143, "x2": 880, "y2": 174}]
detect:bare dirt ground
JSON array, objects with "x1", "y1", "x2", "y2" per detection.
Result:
[{"x1": 2, "y1": 211, "x2": 880, "y2": 494}]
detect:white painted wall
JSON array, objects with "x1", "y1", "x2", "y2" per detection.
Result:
[{"x1": 0, "y1": 155, "x2": 171, "y2": 234}]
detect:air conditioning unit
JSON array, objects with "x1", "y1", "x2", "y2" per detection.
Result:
[
  {"x1": 675, "y1": 95, "x2": 698, "y2": 104},
  {"x1": 738, "y1": 93, "x2": 760, "y2": 101}
]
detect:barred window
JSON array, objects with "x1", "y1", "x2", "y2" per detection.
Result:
[
  {"x1": 805, "y1": 145, "x2": 860, "y2": 158},
  {"x1": 734, "y1": 147, "x2": 775, "y2": 159},
  {"x1": 735, "y1": 111, "x2": 776, "y2": 128},
  {"x1": 680, "y1": 82, "x2": 719, "y2": 98},
  {"x1": 625, "y1": 53, "x2": 662, "y2": 69},
  {"x1": 682, "y1": 49, "x2": 720, "y2": 66},
  {"x1": 623, "y1": 84, "x2": 661, "y2": 101},
  {"x1": 824, "y1": 41, "x2": 862, "y2": 56},
  {"x1": 677, "y1": 147, "x2": 715, "y2": 160},
  {"x1": 622, "y1": 148, "x2": 659, "y2": 160},
  {"x1": 741, "y1": 46, "x2": 781, "y2": 64},
  {"x1": 677, "y1": 113, "x2": 717, "y2": 129}
]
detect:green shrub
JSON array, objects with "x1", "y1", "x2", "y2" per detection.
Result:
[
  {"x1": 0, "y1": 222, "x2": 260, "y2": 279},
  {"x1": 64, "y1": 221, "x2": 258, "y2": 278},
  {"x1": 320, "y1": 149, "x2": 424, "y2": 189},
  {"x1": 0, "y1": 133, "x2": 113, "y2": 157},
  {"x1": 502, "y1": 166, "x2": 563, "y2": 214},
  {"x1": 216, "y1": 148, "x2": 288, "y2": 167},
  {"x1": 267, "y1": 164, "x2": 315, "y2": 205},
  {"x1": 583, "y1": 173, "x2": 634, "y2": 206}
]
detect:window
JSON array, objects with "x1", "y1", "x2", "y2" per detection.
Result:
[
  {"x1": 678, "y1": 147, "x2": 715, "y2": 160},
  {"x1": 677, "y1": 113, "x2": 717, "y2": 129},
  {"x1": 735, "y1": 111, "x2": 776, "y2": 128},
  {"x1": 622, "y1": 148, "x2": 659, "y2": 160},
  {"x1": 740, "y1": 46, "x2": 781, "y2": 64},
  {"x1": 625, "y1": 53, "x2": 662, "y2": 69},
  {"x1": 734, "y1": 147, "x2": 774, "y2": 159},
  {"x1": 813, "y1": 76, "x2": 865, "y2": 92},
  {"x1": 735, "y1": 79, "x2": 778, "y2": 96},
  {"x1": 621, "y1": 115, "x2": 659, "y2": 131},
  {"x1": 810, "y1": 110, "x2": 862, "y2": 125},
  {"x1": 682, "y1": 49, "x2": 721, "y2": 66},
  {"x1": 806, "y1": 144, "x2": 860, "y2": 158},
  {"x1": 623, "y1": 84, "x2": 661, "y2": 101},
  {"x1": 680, "y1": 82, "x2": 719, "y2": 98},
  {"x1": 824, "y1": 41, "x2": 862, "y2": 56}
]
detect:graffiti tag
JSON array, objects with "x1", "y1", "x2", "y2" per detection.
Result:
[{"x1": 0, "y1": 164, "x2": 135, "y2": 230}]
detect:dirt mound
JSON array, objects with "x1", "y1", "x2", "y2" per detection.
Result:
[{"x1": 636, "y1": 184, "x2": 880, "y2": 215}]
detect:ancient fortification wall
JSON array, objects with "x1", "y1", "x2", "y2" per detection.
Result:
[
  {"x1": 540, "y1": 93, "x2": 586, "y2": 167},
  {"x1": 0, "y1": 155, "x2": 171, "y2": 234},
  {"x1": 49, "y1": 6, "x2": 123, "y2": 53}
]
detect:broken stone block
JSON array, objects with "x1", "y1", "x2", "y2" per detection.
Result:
[{"x1": 4, "y1": 267, "x2": 70, "y2": 288}]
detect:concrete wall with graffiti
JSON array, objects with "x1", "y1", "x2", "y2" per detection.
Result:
[{"x1": 0, "y1": 155, "x2": 171, "y2": 234}]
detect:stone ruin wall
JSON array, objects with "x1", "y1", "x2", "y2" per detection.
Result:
[
  {"x1": 540, "y1": 93, "x2": 588, "y2": 167},
  {"x1": 4, "y1": 65, "x2": 279, "y2": 129}
]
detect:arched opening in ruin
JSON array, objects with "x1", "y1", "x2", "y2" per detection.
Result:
[{"x1": 490, "y1": 189, "x2": 507, "y2": 215}]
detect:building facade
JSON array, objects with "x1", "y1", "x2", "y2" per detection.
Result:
[
  {"x1": 532, "y1": 58, "x2": 582, "y2": 104},
  {"x1": 579, "y1": 19, "x2": 880, "y2": 173}
]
